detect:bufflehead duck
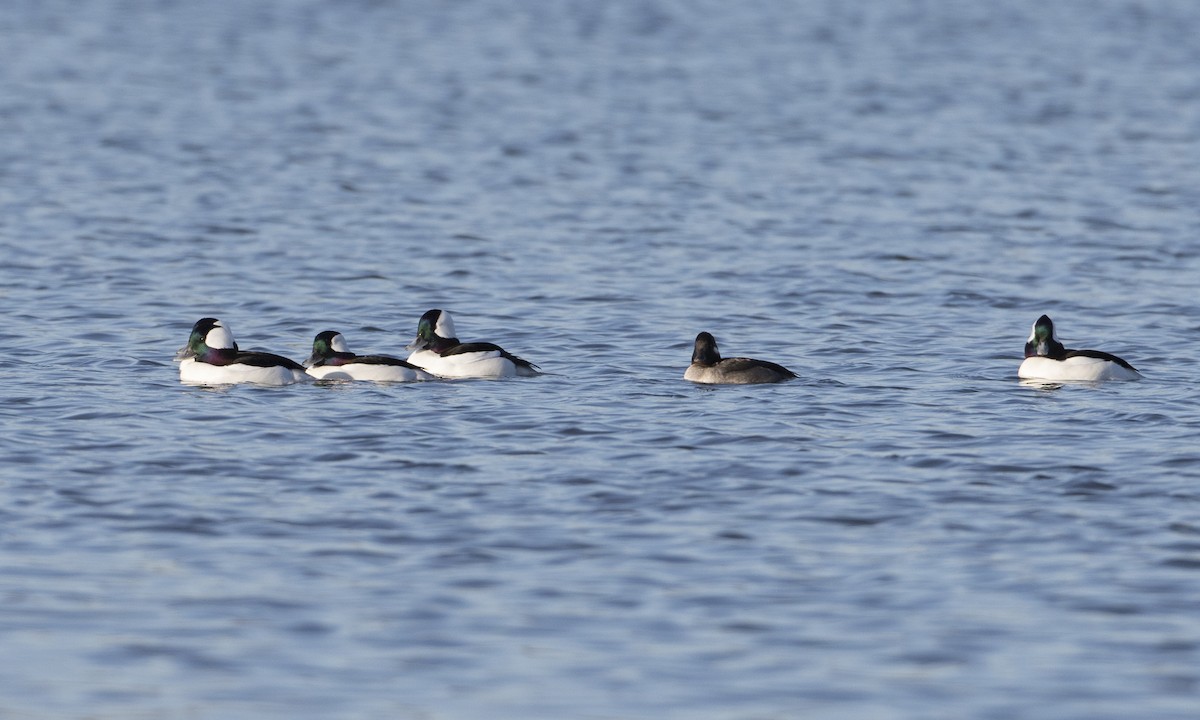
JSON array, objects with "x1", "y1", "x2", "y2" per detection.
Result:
[
  {"x1": 1017, "y1": 314, "x2": 1141, "y2": 382},
  {"x1": 684, "y1": 331, "x2": 797, "y2": 385},
  {"x1": 176, "y1": 318, "x2": 309, "y2": 386},
  {"x1": 405, "y1": 309, "x2": 540, "y2": 378},
  {"x1": 305, "y1": 330, "x2": 435, "y2": 382}
]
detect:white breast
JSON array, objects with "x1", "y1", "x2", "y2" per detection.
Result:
[
  {"x1": 1018, "y1": 356, "x2": 1140, "y2": 382},
  {"x1": 180, "y1": 359, "x2": 309, "y2": 386},
  {"x1": 684, "y1": 364, "x2": 720, "y2": 383}
]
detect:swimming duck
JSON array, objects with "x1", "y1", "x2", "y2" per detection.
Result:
[
  {"x1": 304, "y1": 330, "x2": 435, "y2": 382},
  {"x1": 405, "y1": 309, "x2": 540, "y2": 378},
  {"x1": 684, "y1": 331, "x2": 796, "y2": 384},
  {"x1": 176, "y1": 317, "x2": 309, "y2": 386},
  {"x1": 1017, "y1": 314, "x2": 1141, "y2": 381}
]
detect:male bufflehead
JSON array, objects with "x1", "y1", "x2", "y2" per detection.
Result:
[
  {"x1": 176, "y1": 317, "x2": 309, "y2": 386},
  {"x1": 684, "y1": 331, "x2": 797, "y2": 385},
  {"x1": 405, "y1": 309, "x2": 540, "y2": 378},
  {"x1": 1017, "y1": 314, "x2": 1141, "y2": 382},
  {"x1": 305, "y1": 330, "x2": 435, "y2": 382}
]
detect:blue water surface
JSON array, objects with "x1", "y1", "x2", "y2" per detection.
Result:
[{"x1": 2, "y1": 1, "x2": 1200, "y2": 718}]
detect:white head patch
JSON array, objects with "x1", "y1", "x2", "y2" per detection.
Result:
[
  {"x1": 205, "y1": 322, "x2": 236, "y2": 349},
  {"x1": 330, "y1": 333, "x2": 350, "y2": 353},
  {"x1": 435, "y1": 310, "x2": 456, "y2": 338}
]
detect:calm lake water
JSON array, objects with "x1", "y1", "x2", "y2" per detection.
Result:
[{"x1": 2, "y1": 1, "x2": 1200, "y2": 718}]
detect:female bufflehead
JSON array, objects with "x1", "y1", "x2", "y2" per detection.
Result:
[
  {"x1": 176, "y1": 317, "x2": 309, "y2": 386},
  {"x1": 684, "y1": 331, "x2": 797, "y2": 385},
  {"x1": 405, "y1": 309, "x2": 540, "y2": 378},
  {"x1": 1018, "y1": 314, "x2": 1141, "y2": 382},
  {"x1": 305, "y1": 330, "x2": 435, "y2": 382}
]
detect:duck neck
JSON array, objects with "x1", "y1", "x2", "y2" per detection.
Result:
[
  {"x1": 198, "y1": 346, "x2": 239, "y2": 365},
  {"x1": 429, "y1": 335, "x2": 459, "y2": 353}
]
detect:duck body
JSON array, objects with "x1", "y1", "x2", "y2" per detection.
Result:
[
  {"x1": 177, "y1": 318, "x2": 308, "y2": 386},
  {"x1": 305, "y1": 330, "x2": 434, "y2": 382},
  {"x1": 405, "y1": 309, "x2": 539, "y2": 379},
  {"x1": 180, "y1": 356, "x2": 309, "y2": 386},
  {"x1": 684, "y1": 331, "x2": 796, "y2": 385},
  {"x1": 1017, "y1": 314, "x2": 1140, "y2": 382},
  {"x1": 1018, "y1": 354, "x2": 1140, "y2": 382}
]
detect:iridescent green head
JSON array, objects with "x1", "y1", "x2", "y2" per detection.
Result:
[
  {"x1": 176, "y1": 317, "x2": 236, "y2": 361},
  {"x1": 305, "y1": 330, "x2": 348, "y2": 367},
  {"x1": 407, "y1": 309, "x2": 456, "y2": 351},
  {"x1": 1024, "y1": 314, "x2": 1065, "y2": 358}
]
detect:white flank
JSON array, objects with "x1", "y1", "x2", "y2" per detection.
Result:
[
  {"x1": 306, "y1": 363, "x2": 433, "y2": 382},
  {"x1": 180, "y1": 358, "x2": 309, "y2": 386},
  {"x1": 406, "y1": 348, "x2": 535, "y2": 378},
  {"x1": 1017, "y1": 355, "x2": 1140, "y2": 382}
]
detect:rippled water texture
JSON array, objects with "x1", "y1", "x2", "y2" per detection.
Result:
[{"x1": 2, "y1": 1, "x2": 1200, "y2": 718}]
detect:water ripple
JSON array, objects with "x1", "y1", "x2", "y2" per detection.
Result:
[{"x1": 3, "y1": 2, "x2": 1200, "y2": 719}]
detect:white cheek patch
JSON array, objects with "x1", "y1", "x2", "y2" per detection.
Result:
[
  {"x1": 206, "y1": 324, "x2": 236, "y2": 349},
  {"x1": 330, "y1": 334, "x2": 350, "y2": 353}
]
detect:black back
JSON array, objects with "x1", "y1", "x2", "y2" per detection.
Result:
[
  {"x1": 441, "y1": 341, "x2": 539, "y2": 371},
  {"x1": 1062, "y1": 349, "x2": 1137, "y2": 372}
]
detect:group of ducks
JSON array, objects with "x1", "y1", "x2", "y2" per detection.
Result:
[
  {"x1": 175, "y1": 310, "x2": 1142, "y2": 387},
  {"x1": 176, "y1": 309, "x2": 540, "y2": 386}
]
